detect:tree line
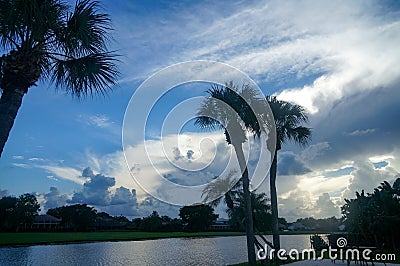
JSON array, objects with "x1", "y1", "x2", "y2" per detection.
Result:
[
  {"x1": 342, "y1": 178, "x2": 400, "y2": 250},
  {"x1": 0, "y1": 194, "x2": 220, "y2": 232}
]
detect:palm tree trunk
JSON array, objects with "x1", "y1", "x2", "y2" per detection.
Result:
[
  {"x1": 234, "y1": 144, "x2": 256, "y2": 266},
  {"x1": 0, "y1": 87, "x2": 26, "y2": 157},
  {"x1": 270, "y1": 149, "x2": 281, "y2": 264}
]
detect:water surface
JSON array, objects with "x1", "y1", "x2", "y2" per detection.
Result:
[{"x1": 0, "y1": 234, "x2": 316, "y2": 265}]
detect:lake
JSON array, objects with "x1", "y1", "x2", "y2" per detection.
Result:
[{"x1": 0, "y1": 234, "x2": 317, "y2": 265}]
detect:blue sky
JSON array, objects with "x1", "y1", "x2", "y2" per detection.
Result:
[{"x1": 1, "y1": 0, "x2": 400, "y2": 221}]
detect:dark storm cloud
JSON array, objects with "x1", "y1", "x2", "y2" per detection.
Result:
[
  {"x1": 42, "y1": 168, "x2": 142, "y2": 216},
  {"x1": 111, "y1": 186, "x2": 137, "y2": 205},
  {"x1": 291, "y1": 81, "x2": 400, "y2": 169},
  {"x1": 70, "y1": 168, "x2": 115, "y2": 206},
  {"x1": 278, "y1": 152, "x2": 311, "y2": 176},
  {"x1": 44, "y1": 187, "x2": 68, "y2": 209}
]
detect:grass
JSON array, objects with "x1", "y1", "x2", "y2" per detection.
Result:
[{"x1": 0, "y1": 231, "x2": 245, "y2": 247}]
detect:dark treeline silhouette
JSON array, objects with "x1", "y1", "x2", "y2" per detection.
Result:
[
  {"x1": 291, "y1": 217, "x2": 341, "y2": 232},
  {"x1": 342, "y1": 178, "x2": 400, "y2": 250},
  {"x1": 0, "y1": 193, "x2": 40, "y2": 231},
  {"x1": 0, "y1": 195, "x2": 219, "y2": 233}
]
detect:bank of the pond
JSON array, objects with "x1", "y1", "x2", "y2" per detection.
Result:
[
  {"x1": 0, "y1": 231, "x2": 335, "y2": 247},
  {"x1": 0, "y1": 231, "x2": 246, "y2": 247}
]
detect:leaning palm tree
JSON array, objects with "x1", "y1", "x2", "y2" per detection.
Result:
[
  {"x1": 267, "y1": 96, "x2": 311, "y2": 263},
  {"x1": 202, "y1": 170, "x2": 242, "y2": 211},
  {"x1": 196, "y1": 82, "x2": 268, "y2": 266},
  {"x1": 0, "y1": 0, "x2": 118, "y2": 156}
]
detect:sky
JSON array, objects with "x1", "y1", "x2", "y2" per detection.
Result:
[{"x1": 1, "y1": 0, "x2": 400, "y2": 221}]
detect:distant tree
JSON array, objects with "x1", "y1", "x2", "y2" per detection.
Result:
[
  {"x1": 342, "y1": 178, "x2": 400, "y2": 249},
  {"x1": 278, "y1": 217, "x2": 288, "y2": 227},
  {"x1": 0, "y1": 193, "x2": 39, "y2": 231},
  {"x1": 140, "y1": 211, "x2": 163, "y2": 232},
  {"x1": 228, "y1": 192, "x2": 272, "y2": 232},
  {"x1": 179, "y1": 204, "x2": 218, "y2": 232},
  {"x1": 113, "y1": 215, "x2": 129, "y2": 223},
  {"x1": 162, "y1": 218, "x2": 182, "y2": 232},
  {"x1": 0, "y1": 196, "x2": 18, "y2": 231},
  {"x1": 15, "y1": 193, "x2": 40, "y2": 230},
  {"x1": 0, "y1": 0, "x2": 119, "y2": 156},
  {"x1": 47, "y1": 204, "x2": 97, "y2": 231},
  {"x1": 131, "y1": 218, "x2": 142, "y2": 229},
  {"x1": 97, "y1": 211, "x2": 112, "y2": 219}
]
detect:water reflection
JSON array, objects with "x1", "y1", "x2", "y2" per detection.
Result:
[{"x1": 0, "y1": 235, "x2": 317, "y2": 265}]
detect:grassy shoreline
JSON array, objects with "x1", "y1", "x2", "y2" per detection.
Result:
[{"x1": 0, "y1": 231, "x2": 333, "y2": 247}]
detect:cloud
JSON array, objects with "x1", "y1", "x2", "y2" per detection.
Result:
[
  {"x1": 37, "y1": 165, "x2": 85, "y2": 185},
  {"x1": 279, "y1": 190, "x2": 315, "y2": 222},
  {"x1": 28, "y1": 157, "x2": 46, "y2": 162},
  {"x1": 12, "y1": 155, "x2": 24, "y2": 160},
  {"x1": 44, "y1": 187, "x2": 68, "y2": 210},
  {"x1": 64, "y1": 168, "x2": 141, "y2": 217},
  {"x1": 278, "y1": 152, "x2": 311, "y2": 176},
  {"x1": 342, "y1": 159, "x2": 399, "y2": 199},
  {"x1": 12, "y1": 163, "x2": 31, "y2": 169},
  {"x1": 301, "y1": 142, "x2": 331, "y2": 161},
  {"x1": 0, "y1": 189, "x2": 8, "y2": 198},
  {"x1": 314, "y1": 193, "x2": 340, "y2": 219},
  {"x1": 345, "y1": 128, "x2": 377, "y2": 136},
  {"x1": 77, "y1": 114, "x2": 114, "y2": 129},
  {"x1": 70, "y1": 168, "x2": 116, "y2": 206},
  {"x1": 46, "y1": 175, "x2": 59, "y2": 181}
]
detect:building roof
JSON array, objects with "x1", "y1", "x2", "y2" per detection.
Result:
[{"x1": 33, "y1": 214, "x2": 62, "y2": 223}]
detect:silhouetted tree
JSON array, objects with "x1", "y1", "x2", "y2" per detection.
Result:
[
  {"x1": 267, "y1": 96, "x2": 311, "y2": 263},
  {"x1": 0, "y1": 0, "x2": 119, "y2": 156},
  {"x1": 196, "y1": 83, "x2": 270, "y2": 265},
  {"x1": 0, "y1": 193, "x2": 39, "y2": 231},
  {"x1": 0, "y1": 196, "x2": 18, "y2": 231},
  {"x1": 47, "y1": 204, "x2": 97, "y2": 231},
  {"x1": 342, "y1": 178, "x2": 400, "y2": 250},
  {"x1": 140, "y1": 211, "x2": 163, "y2": 232},
  {"x1": 179, "y1": 204, "x2": 218, "y2": 232}
]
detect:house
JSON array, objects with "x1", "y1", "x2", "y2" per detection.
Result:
[
  {"x1": 288, "y1": 222, "x2": 306, "y2": 231},
  {"x1": 32, "y1": 214, "x2": 62, "y2": 229},
  {"x1": 211, "y1": 218, "x2": 231, "y2": 230}
]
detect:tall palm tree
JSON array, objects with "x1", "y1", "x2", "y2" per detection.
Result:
[
  {"x1": 267, "y1": 96, "x2": 311, "y2": 263},
  {"x1": 0, "y1": 0, "x2": 118, "y2": 156},
  {"x1": 196, "y1": 82, "x2": 268, "y2": 266}
]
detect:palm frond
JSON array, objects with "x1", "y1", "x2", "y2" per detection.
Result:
[
  {"x1": 51, "y1": 51, "x2": 118, "y2": 97},
  {"x1": 61, "y1": 0, "x2": 110, "y2": 56},
  {"x1": 267, "y1": 95, "x2": 311, "y2": 148}
]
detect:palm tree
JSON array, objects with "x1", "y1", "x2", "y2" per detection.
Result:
[
  {"x1": 0, "y1": 0, "x2": 118, "y2": 156},
  {"x1": 196, "y1": 82, "x2": 268, "y2": 266},
  {"x1": 267, "y1": 96, "x2": 311, "y2": 263},
  {"x1": 202, "y1": 170, "x2": 242, "y2": 211}
]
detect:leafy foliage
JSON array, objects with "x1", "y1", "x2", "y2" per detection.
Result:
[
  {"x1": 341, "y1": 178, "x2": 400, "y2": 249},
  {"x1": 228, "y1": 191, "x2": 272, "y2": 232},
  {"x1": 179, "y1": 204, "x2": 218, "y2": 232},
  {"x1": 47, "y1": 204, "x2": 97, "y2": 231},
  {"x1": 310, "y1": 234, "x2": 328, "y2": 251},
  {"x1": 266, "y1": 96, "x2": 311, "y2": 150},
  {"x1": 0, "y1": 193, "x2": 40, "y2": 231},
  {"x1": 196, "y1": 82, "x2": 269, "y2": 145},
  {"x1": 0, "y1": 0, "x2": 118, "y2": 96}
]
